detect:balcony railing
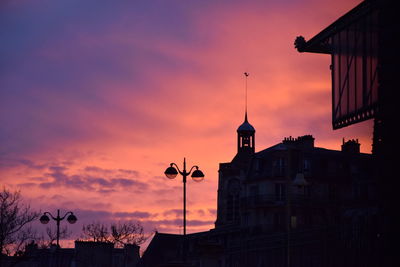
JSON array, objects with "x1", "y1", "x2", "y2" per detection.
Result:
[
  {"x1": 241, "y1": 194, "x2": 375, "y2": 208},
  {"x1": 241, "y1": 194, "x2": 309, "y2": 207}
]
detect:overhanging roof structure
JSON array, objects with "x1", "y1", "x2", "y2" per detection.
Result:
[
  {"x1": 295, "y1": 0, "x2": 374, "y2": 54},
  {"x1": 295, "y1": 0, "x2": 379, "y2": 129}
]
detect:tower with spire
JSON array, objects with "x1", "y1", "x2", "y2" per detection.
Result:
[
  {"x1": 215, "y1": 73, "x2": 256, "y2": 227},
  {"x1": 234, "y1": 72, "x2": 256, "y2": 161},
  {"x1": 237, "y1": 111, "x2": 255, "y2": 155}
]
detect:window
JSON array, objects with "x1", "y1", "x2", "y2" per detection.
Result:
[
  {"x1": 227, "y1": 180, "x2": 241, "y2": 222},
  {"x1": 275, "y1": 183, "x2": 286, "y2": 201},
  {"x1": 273, "y1": 157, "x2": 286, "y2": 176},
  {"x1": 291, "y1": 216, "x2": 297, "y2": 229},
  {"x1": 226, "y1": 195, "x2": 240, "y2": 222},
  {"x1": 304, "y1": 159, "x2": 311, "y2": 172},
  {"x1": 274, "y1": 212, "x2": 284, "y2": 230}
]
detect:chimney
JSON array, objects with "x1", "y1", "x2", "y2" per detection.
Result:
[
  {"x1": 297, "y1": 135, "x2": 314, "y2": 148},
  {"x1": 283, "y1": 135, "x2": 314, "y2": 149},
  {"x1": 341, "y1": 138, "x2": 360, "y2": 153}
]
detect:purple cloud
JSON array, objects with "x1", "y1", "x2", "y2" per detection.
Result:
[
  {"x1": 146, "y1": 219, "x2": 214, "y2": 227},
  {"x1": 114, "y1": 211, "x2": 155, "y2": 219},
  {"x1": 163, "y1": 209, "x2": 186, "y2": 217},
  {"x1": 17, "y1": 163, "x2": 147, "y2": 193}
]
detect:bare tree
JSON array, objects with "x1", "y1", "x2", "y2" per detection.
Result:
[
  {"x1": 80, "y1": 221, "x2": 147, "y2": 247},
  {"x1": 36, "y1": 226, "x2": 71, "y2": 249},
  {"x1": 81, "y1": 221, "x2": 111, "y2": 243},
  {"x1": 0, "y1": 188, "x2": 38, "y2": 259},
  {"x1": 111, "y1": 221, "x2": 146, "y2": 247}
]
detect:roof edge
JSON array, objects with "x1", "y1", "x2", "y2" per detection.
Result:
[{"x1": 295, "y1": 0, "x2": 375, "y2": 54}]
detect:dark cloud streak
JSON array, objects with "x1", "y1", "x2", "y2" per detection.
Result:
[{"x1": 16, "y1": 162, "x2": 147, "y2": 193}]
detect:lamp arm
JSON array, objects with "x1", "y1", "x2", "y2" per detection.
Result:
[
  {"x1": 59, "y1": 211, "x2": 73, "y2": 220},
  {"x1": 170, "y1": 163, "x2": 185, "y2": 176},
  {"x1": 43, "y1": 211, "x2": 57, "y2": 221},
  {"x1": 188, "y1": 165, "x2": 199, "y2": 175}
]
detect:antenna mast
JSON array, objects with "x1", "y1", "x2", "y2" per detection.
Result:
[{"x1": 244, "y1": 72, "x2": 249, "y2": 120}]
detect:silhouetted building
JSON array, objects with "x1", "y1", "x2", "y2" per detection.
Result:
[
  {"x1": 1, "y1": 241, "x2": 140, "y2": 267},
  {"x1": 295, "y1": 0, "x2": 397, "y2": 265},
  {"x1": 139, "y1": 114, "x2": 379, "y2": 267},
  {"x1": 137, "y1": 233, "x2": 183, "y2": 267}
]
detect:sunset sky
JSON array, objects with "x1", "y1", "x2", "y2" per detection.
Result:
[{"x1": 0, "y1": 0, "x2": 371, "y2": 249}]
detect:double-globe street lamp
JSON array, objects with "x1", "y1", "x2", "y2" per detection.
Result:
[
  {"x1": 164, "y1": 158, "x2": 204, "y2": 262},
  {"x1": 39, "y1": 209, "x2": 77, "y2": 248}
]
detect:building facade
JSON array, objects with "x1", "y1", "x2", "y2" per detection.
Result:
[
  {"x1": 295, "y1": 1, "x2": 397, "y2": 265},
  {"x1": 139, "y1": 114, "x2": 379, "y2": 267}
]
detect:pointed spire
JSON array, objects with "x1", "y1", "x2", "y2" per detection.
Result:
[
  {"x1": 244, "y1": 72, "x2": 249, "y2": 119},
  {"x1": 238, "y1": 71, "x2": 253, "y2": 131},
  {"x1": 236, "y1": 72, "x2": 255, "y2": 155}
]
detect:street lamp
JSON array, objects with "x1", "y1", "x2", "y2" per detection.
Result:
[
  {"x1": 40, "y1": 209, "x2": 77, "y2": 247},
  {"x1": 164, "y1": 158, "x2": 204, "y2": 235},
  {"x1": 287, "y1": 173, "x2": 308, "y2": 267},
  {"x1": 164, "y1": 157, "x2": 204, "y2": 262}
]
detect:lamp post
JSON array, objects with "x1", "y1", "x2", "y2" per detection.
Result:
[
  {"x1": 39, "y1": 209, "x2": 77, "y2": 247},
  {"x1": 287, "y1": 173, "x2": 308, "y2": 267},
  {"x1": 164, "y1": 157, "x2": 204, "y2": 262}
]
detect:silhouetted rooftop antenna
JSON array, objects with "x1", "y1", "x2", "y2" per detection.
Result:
[{"x1": 244, "y1": 72, "x2": 249, "y2": 121}]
